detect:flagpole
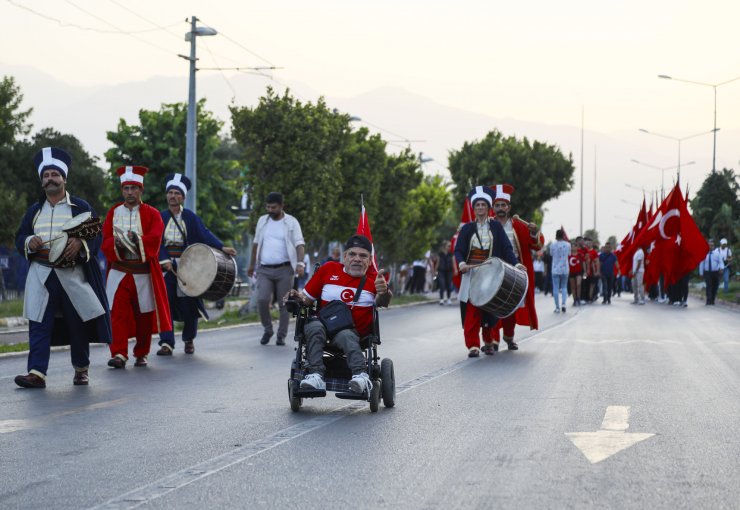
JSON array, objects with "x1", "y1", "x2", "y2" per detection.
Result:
[{"x1": 580, "y1": 106, "x2": 584, "y2": 235}]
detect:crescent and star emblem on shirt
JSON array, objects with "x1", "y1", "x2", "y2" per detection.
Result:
[{"x1": 340, "y1": 289, "x2": 355, "y2": 302}]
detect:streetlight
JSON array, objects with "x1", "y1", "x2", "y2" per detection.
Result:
[
  {"x1": 630, "y1": 159, "x2": 696, "y2": 197},
  {"x1": 658, "y1": 73, "x2": 740, "y2": 172},
  {"x1": 419, "y1": 152, "x2": 433, "y2": 173},
  {"x1": 181, "y1": 17, "x2": 217, "y2": 213},
  {"x1": 638, "y1": 127, "x2": 717, "y2": 184}
]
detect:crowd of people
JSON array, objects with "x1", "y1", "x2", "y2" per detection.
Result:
[{"x1": 11, "y1": 147, "x2": 734, "y2": 389}]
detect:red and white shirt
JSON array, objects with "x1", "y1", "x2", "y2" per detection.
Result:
[{"x1": 303, "y1": 261, "x2": 377, "y2": 336}]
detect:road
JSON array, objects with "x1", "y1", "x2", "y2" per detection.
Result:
[{"x1": 1, "y1": 294, "x2": 739, "y2": 509}]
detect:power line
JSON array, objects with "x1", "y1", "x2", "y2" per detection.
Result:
[
  {"x1": 7, "y1": 0, "x2": 181, "y2": 34},
  {"x1": 199, "y1": 20, "x2": 276, "y2": 68},
  {"x1": 200, "y1": 38, "x2": 237, "y2": 101}
]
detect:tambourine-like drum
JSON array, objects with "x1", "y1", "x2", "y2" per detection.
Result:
[
  {"x1": 177, "y1": 243, "x2": 237, "y2": 301},
  {"x1": 48, "y1": 232, "x2": 70, "y2": 267},
  {"x1": 468, "y1": 257, "x2": 528, "y2": 318}
]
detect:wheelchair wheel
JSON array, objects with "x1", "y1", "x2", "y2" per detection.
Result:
[
  {"x1": 288, "y1": 380, "x2": 302, "y2": 412},
  {"x1": 381, "y1": 358, "x2": 395, "y2": 408},
  {"x1": 369, "y1": 380, "x2": 381, "y2": 413}
]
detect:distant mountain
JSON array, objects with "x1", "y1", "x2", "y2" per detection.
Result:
[{"x1": 2, "y1": 62, "x2": 729, "y2": 240}]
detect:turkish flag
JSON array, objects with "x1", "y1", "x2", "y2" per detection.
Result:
[
  {"x1": 356, "y1": 204, "x2": 380, "y2": 275},
  {"x1": 450, "y1": 197, "x2": 474, "y2": 289},
  {"x1": 560, "y1": 225, "x2": 570, "y2": 242},
  {"x1": 615, "y1": 199, "x2": 648, "y2": 275},
  {"x1": 634, "y1": 184, "x2": 709, "y2": 286}
]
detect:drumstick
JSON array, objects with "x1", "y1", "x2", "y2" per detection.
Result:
[
  {"x1": 171, "y1": 269, "x2": 188, "y2": 287},
  {"x1": 40, "y1": 234, "x2": 66, "y2": 246}
]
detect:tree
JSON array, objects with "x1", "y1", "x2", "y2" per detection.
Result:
[
  {"x1": 690, "y1": 168, "x2": 739, "y2": 244},
  {"x1": 106, "y1": 100, "x2": 243, "y2": 242},
  {"x1": 231, "y1": 88, "x2": 350, "y2": 249},
  {"x1": 0, "y1": 76, "x2": 32, "y2": 147},
  {"x1": 398, "y1": 175, "x2": 452, "y2": 260},
  {"x1": 448, "y1": 130, "x2": 575, "y2": 222}
]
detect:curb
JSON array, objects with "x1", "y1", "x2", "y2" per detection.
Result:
[{"x1": 0, "y1": 316, "x2": 28, "y2": 328}]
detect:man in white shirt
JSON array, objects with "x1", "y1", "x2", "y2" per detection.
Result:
[
  {"x1": 549, "y1": 229, "x2": 571, "y2": 313},
  {"x1": 248, "y1": 192, "x2": 305, "y2": 345},
  {"x1": 631, "y1": 246, "x2": 646, "y2": 305},
  {"x1": 699, "y1": 239, "x2": 724, "y2": 305}
]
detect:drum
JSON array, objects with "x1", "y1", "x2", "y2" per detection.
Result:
[
  {"x1": 177, "y1": 243, "x2": 237, "y2": 301},
  {"x1": 468, "y1": 257, "x2": 528, "y2": 318},
  {"x1": 63, "y1": 212, "x2": 102, "y2": 240},
  {"x1": 48, "y1": 232, "x2": 69, "y2": 267},
  {"x1": 61, "y1": 212, "x2": 91, "y2": 232}
]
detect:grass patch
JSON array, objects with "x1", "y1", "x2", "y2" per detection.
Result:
[
  {"x1": 389, "y1": 294, "x2": 435, "y2": 306},
  {"x1": 0, "y1": 342, "x2": 29, "y2": 354},
  {"x1": 0, "y1": 299, "x2": 24, "y2": 318}
]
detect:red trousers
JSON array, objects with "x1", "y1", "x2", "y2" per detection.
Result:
[
  {"x1": 488, "y1": 316, "x2": 516, "y2": 342},
  {"x1": 110, "y1": 273, "x2": 154, "y2": 359},
  {"x1": 464, "y1": 302, "x2": 515, "y2": 348}
]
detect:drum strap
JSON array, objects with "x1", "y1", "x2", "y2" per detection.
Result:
[{"x1": 170, "y1": 214, "x2": 187, "y2": 243}]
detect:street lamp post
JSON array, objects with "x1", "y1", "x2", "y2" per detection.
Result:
[
  {"x1": 638, "y1": 127, "x2": 716, "y2": 184},
  {"x1": 658, "y1": 74, "x2": 740, "y2": 172},
  {"x1": 630, "y1": 159, "x2": 696, "y2": 197},
  {"x1": 419, "y1": 152, "x2": 433, "y2": 173},
  {"x1": 181, "y1": 16, "x2": 217, "y2": 213}
]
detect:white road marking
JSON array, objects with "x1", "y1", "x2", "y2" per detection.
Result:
[{"x1": 566, "y1": 406, "x2": 655, "y2": 464}]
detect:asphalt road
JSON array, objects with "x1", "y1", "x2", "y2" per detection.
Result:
[{"x1": 1, "y1": 294, "x2": 739, "y2": 510}]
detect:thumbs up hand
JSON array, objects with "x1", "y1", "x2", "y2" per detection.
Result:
[{"x1": 375, "y1": 269, "x2": 388, "y2": 294}]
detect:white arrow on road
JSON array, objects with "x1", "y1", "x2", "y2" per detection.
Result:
[{"x1": 566, "y1": 406, "x2": 654, "y2": 464}]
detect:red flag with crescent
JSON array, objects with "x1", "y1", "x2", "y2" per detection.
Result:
[
  {"x1": 615, "y1": 198, "x2": 647, "y2": 275},
  {"x1": 356, "y1": 204, "x2": 383, "y2": 277}
]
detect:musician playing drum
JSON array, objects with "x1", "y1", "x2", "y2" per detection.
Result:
[
  {"x1": 13, "y1": 147, "x2": 111, "y2": 388},
  {"x1": 102, "y1": 166, "x2": 171, "y2": 369},
  {"x1": 157, "y1": 173, "x2": 237, "y2": 356},
  {"x1": 454, "y1": 186, "x2": 519, "y2": 357},
  {"x1": 489, "y1": 184, "x2": 545, "y2": 351}
]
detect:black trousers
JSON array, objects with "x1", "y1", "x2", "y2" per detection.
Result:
[
  {"x1": 601, "y1": 274, "x2": 615, "y2": 302},
  {"x1": 705, "y1": 271, "x2": 720, "y2": 304}
]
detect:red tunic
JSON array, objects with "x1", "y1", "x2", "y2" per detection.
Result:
[
  {"x1": 103, "y1": 202, "x2": 171, "y2": 334},
  {"x1": 502, "y1": 216, "x2": 544, "y2": 331}
]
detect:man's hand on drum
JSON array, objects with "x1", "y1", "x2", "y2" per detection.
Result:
[
  {"x1": 27, "y1": 236, "x2": 44, "y2": 252},
  {"x1": 222, "y1": 247, "x2": 237, "y2": 257},
  {"x1": 459, "y1": 262, "x2": 470, "y2": 274},
  {"x1": 162, "y1": 261, "x2": 173, "y2": 273},
  {"x1": 127, "y1": 231, "x2": 139, "y2": 244},
  {"x1": 62, "y1": 238, "x2": 83, "y2": 262}
]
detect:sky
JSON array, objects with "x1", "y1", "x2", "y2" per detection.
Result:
[{"x1": 2, "y1": 0, "x2": 740, "y2": 240}]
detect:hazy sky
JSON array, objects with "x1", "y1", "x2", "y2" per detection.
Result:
[{"x1": 2, "y1": 0, "x2": 739, "y2": 239}]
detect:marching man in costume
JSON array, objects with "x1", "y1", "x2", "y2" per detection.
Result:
[
  {"x1": 14, "y1": 147, "x2": 111, "y2": 388},
  {"x1": 157, "y1": 173, "x2": 237, "y2": 356},
  {"x1": 454, "y1": 186, "x2": 518, "y2": 357},
  {"x1": 490, "y1": 183, "x2": 544, "y2": 350},
  {"x1": 102, "y1": 166, "x2": 171, "y2": 368}
]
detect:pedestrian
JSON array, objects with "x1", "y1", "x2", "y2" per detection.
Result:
[
  {"x1": 103, "y1": 166, "x2": 171, "y2": 368},
  {"x1": 549, "y1": 229, "x2": 570, "y2": 313},
  {"x1": 454, "y1": 186, "x2": 518, "y2": 357},
  {"x1": 13, "y1": 147, "x2": 111, "y2": 388},
  {"x1": 322, "y1": 246, "x2": 341, "y2": 265},
  {"x1": 631, "y1": 245, "x2": 646, "y2": 305},
  {"x1": 718, "y1": 238, "x2": 733, "y2": 293},
  {"x1": 157, "y1": 173, "x2": 237, "y2": 356},
  {"x1": 533, "y1": 251, "x2": 545, "y2": 293},
  {"x1": 543, "y1": 247, "x2": 553, "y2": 296},
  {"x1": 410, "y1": 258, "x2": 426, "y2": 294},
  {"x1": 247, "y1": 192, "x2": 305, "y2": 346},
  {"x1": 436, "y1": 241, "x2": 454, "y2": 305},
  {"x1": 599, "y1": 241, "x2": 618, "y2": 304},
  {"x1": 294, "y1": 252, "x2": 311, "y2": 290},
  {"x1": 568, "y1": 244, "x2": 584, "y2": 306},
  {"x1": 699, "y1": 240, "x2": 723, "y2": 305}
]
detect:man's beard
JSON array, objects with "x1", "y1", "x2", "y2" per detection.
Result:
[
  {"x1": 269, "y1": 211, "x2": 281, "y2": 219},
  {"x1": 496, "y1": 211, "x2": 507, "y2": 218}
]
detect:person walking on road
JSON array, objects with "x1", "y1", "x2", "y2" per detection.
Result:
[
  {"x1": 247, "y1": 192, "x2": 305, "y2": 346},
  {"x1": 631, "y1": 245, "x2": 646, "y2": 305},
  {"x1": 549, "y1": 229, "x2": 570, "y2": 313},
  {"x1": 14, "y1": 147, "x2": 111, "y2": 388},
  {"x1": 700, "y1": 240, "x2": 724, "y2": 305},
  {"x1": 436, "y1": 241, "x2": 454, "y2": 305},
  {"x1": 718, "y1": 238, "x2": 732, "y2": 293},
  {"x1": 599, "y1": 241, "x2": 618, "y2": 304}
]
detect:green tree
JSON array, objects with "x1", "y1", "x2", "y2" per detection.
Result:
[
  {"x1": 398, "y1": 175, "x2": 452, "y2": 261},
  {"x1": 690, "y1": 168, "x2": 739, "y2": 244},
  {"x1": 448, "y1": 129, "x2": 575, "y2": 222},
  {"x1": 230, "y1": 88, "x2": 351, "y2": 249},
  {"x1": 0, "y1": 76, "x2": 32, "y2": 147},
  {"x1": 106, "y1": 100, "x2": 243, "y2": 241}
]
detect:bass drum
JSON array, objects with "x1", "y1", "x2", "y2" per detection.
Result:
[
  {"x1": 177, "y1": 243, "x2": 237, "y2": 301},
  {"x1": 468, "y1": 258, "x2": 528, "y2": 318}
]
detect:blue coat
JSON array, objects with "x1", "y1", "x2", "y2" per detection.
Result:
[
  {"x1": 15, "y1": 196, "x2": 112, "y2": 345},
  {"x1": 159, "y1": 208, "x2": 226, "y2": 321},
  {"x1": 454, "y1": 220, "x2": 518, "y2": 267}
]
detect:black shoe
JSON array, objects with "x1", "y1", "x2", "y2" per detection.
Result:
[
  {"x1": 108, "y1": 356, "x2": 126, "y2": 369},
  {"x1": 481, "y1": 343, "x2": 495, "y2": 356},
  {"x1": 276, "y1": 337, "x2": 286, "y2": 346},
  {"x1": 134, "y1": 356, "x2": 148, "y2": 367},
  {"x1": 156, "y1": 344, "x2": 173, "y2": 356},
  {"x1": 260, "y1": 332, "x2": 272, "y2": 345},
  {"x1": 561, "y1": 307, "x2": 566, "y2": 313},
  {"x1": 73, "y1": 370, "x2": 89, "y2": 386},
  {"x1": 505, "y1": 339, "x2": 519, "y2": 351},
  {"x1": 184, "y1": 341, "x2": 195, "y2": 354}
]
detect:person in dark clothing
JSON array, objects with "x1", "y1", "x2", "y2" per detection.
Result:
[
  {"x1": 436, "y1": 241, "x2": 454, "y2": 305},
  {"x1": 598, "y1": 242, "x2": 618, "y2": 304}
]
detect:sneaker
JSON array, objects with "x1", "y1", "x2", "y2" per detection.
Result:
[
  {"x1": 156, "y1": 344, "x2": 173, "y2": 356},
  {"x1": 681, "y1": 301, "x2": 688, "y2": 308},
  {"x1": 467, "y1": 347, "x2": 480, "y2": 358},
  {"x1": 554, "y1": 308, "x2": 560, "y2": 314},
  {"x1": 638, "y1": 301, "x2": 646, "y2": 305},
  {"x1": 260, "y1": 332, "x2": 272, "y2": 345},
  {"x1": 439, "y1": 299, "x2": 445, "y2": 305},
  {"x1": 134, "y1": 356, "x2": 148, "y2": 367},
  {"x1": 561, "y1": 307, "x2": 566, "y2": 313},
  {"x1": 446, "y1": 298, "x2": 452, "y2": 305},
  {"x1": 300, "y1": 372, "x2": 326, "y2": 391},
  {"x1": 349, "y1": 372, "x2": 372, "y2": 394},
  {"x1": 276, "y1": 336, "x2": 286, "y2": 346},
  {"x1": 481, "y1": 343, "x2": 495, "y2": 355}
]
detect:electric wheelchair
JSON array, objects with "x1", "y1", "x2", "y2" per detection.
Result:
[{"x1": 285, "y1": 296, "x2": 396, "y2": 413}]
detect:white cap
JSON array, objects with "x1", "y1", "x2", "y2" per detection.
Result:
[{"x1": 720, "y1": 238, "x2": 728, "y2": 245}]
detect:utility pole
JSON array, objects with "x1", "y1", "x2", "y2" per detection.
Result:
[
  {"x1": 182, "y1": 16, "x2": 217, "y2": 213},
  {"x1": 579, "y1": 106, "x2": 584, "y2": 235}
]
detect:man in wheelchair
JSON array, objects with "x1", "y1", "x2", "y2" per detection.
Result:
[{"x1": 284, "y1": 234, "x2": 391, "y2": 394}]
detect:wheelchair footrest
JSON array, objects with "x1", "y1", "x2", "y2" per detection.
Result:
[
  {"x1": 294, "y1": 388, "x2": 327, "y2": 398},
  {"x1": 335, "y1": 391, "x2": 368, "y2": 400}
]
